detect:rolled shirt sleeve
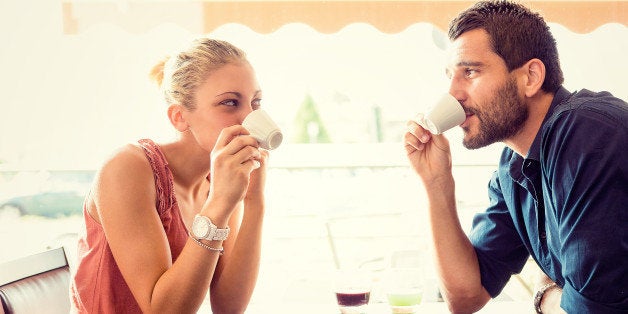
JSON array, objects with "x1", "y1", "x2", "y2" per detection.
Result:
[{"x1": 469, "y1": 170, "x2": 530, "y2": 297}]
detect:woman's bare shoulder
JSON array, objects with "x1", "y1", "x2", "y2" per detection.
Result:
[
  {"x1": 92, "y1": 143, "x2": 156, "y2": 199},
  {"x1": 86, "y1": 143, "x2": 158, "y2": 222},
  {"x1": 99, "y1": 143, "x2": 151, "y2": 176}
]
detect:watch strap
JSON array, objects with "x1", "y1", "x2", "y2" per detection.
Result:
[
  {"x1": 534, "y1": 282, "x2": 559, "y2": 314},
  {"x1": 193, "y1": 214, "x2": 230, "y2": 241},
  {"x1": 213, "y1": 227, "x2": 230, "y2": 241}
]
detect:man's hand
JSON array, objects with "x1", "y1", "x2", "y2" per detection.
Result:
[{"x1": 404, "y1": 116, "x2": 454, "y2": 185}]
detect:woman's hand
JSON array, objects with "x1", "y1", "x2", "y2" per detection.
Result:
[
  {"x1": 207, "y1": 125, "x2": 262, "y2": 218},
  {"x1": 245, "y1": 148, "x2": 268, "y2": 204},
  {"x1": 404, "y1": 115, "x2": 454, "y2": 185}
]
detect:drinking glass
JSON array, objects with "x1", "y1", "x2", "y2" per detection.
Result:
[
  {"x1": 383, "y1": 268, "x2": 423, "y2": 314},
  {"x1": 333, "y1": 269, "x2": 371, "y2": 314}
]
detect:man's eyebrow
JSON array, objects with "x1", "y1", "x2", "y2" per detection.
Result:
[
  {"x1": 446, "y1": 61, "x2": 484, "y2": 75},
  {"x1": 456, "y1": 61, "x2": 483, "y2": 67}
]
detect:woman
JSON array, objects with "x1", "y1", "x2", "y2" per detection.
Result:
[{"x1": 70, "y1": 38, "x2": 267, "y2": 313}]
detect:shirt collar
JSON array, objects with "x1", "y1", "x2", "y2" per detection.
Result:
[{"x1": 525, "y1": 86, "x2": 572, "y2": 161}]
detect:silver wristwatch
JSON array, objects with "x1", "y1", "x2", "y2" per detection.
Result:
[{"x1": 191, "y1": 214, "x2": 230, "y2": 241}]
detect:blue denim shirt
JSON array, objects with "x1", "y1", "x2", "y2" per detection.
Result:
[{"x1": 469, "y1": 87, "x2": 628, "y2": 313}]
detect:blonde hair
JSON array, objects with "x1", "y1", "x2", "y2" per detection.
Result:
[{"x1": 149, "y1": 38, "x2": 248, "y2": 110}]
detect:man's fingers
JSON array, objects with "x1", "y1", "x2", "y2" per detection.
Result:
[
  {"x1": 406, "y1": 120, "x2": 431, "y2": 143},
  {"x1": 404, "y1": 132, "x2": 424, "y2": 154}
]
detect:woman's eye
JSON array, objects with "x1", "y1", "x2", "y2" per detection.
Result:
[
  {"x1": 220, "y1": 99, "x2": 238, "y2": 107},
  {"x1": 252, "y1": 99, "x2": 262, "y2": 110}
]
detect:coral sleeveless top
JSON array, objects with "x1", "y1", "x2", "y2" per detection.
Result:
[{"x1": 70, "y1": 139, "x2": 188, "y2": 313}]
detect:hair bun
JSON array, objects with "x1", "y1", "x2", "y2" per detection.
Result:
[{"x1": 149, "y1": 55, "x2": 169, "y2": 87}]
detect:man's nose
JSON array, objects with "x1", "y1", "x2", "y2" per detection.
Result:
[{"x1": 448, "y1": 75, "x2": 466, "y2": 104}]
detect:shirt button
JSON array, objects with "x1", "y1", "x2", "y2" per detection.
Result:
[{"x1": 540, "y1": 232, "x2": 547, "y2": 239}]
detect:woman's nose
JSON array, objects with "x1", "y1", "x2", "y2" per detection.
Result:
[{"x1": 239, "y1": 107, "x2": 254, "y2": 124}]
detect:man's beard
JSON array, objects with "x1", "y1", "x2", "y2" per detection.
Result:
[{"x1": 462, "y1": 77, "x2": 529, "y2": 149}]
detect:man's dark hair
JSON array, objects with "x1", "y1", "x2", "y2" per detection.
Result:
[{"x1": 448, "y1": 0, "x2": 564, "y2": 93}]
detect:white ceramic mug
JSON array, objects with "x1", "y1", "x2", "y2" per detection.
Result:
[
  {"x1": 417, "y1": 93, "x2": 465, "y2": 134},
  {"x1": 242, "y1": 109, "x2": 283, "y2": 150}
]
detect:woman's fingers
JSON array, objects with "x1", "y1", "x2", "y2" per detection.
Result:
[
  {"x1": 212, "y1": 125, "x2": 262, "y2": 163},
  {"x1": 214, "y1": 125, "x2": 249, "y2": 150},
  {"x1": 232, "y1": 145, "x2": 262, "y2": 167},
  {"x1": 211, "y1": 126, "x2": 263, "y2": 177},
  {"x1": 213, "y1": 125, "x2": 261, "y2": 154}
]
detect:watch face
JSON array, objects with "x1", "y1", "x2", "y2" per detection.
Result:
[{"x1": 192, "y1": 216, "x2": 209, "y2": 239}]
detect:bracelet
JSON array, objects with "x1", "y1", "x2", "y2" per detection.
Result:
[
  {"x1": 189, "y1": 233, "x2": 224, "y2": 255},
  {"x1": 534, "y1": 282, "x2": 559, "y2": 314}
]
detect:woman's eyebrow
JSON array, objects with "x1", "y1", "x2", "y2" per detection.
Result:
[
  {"x1": 215, "y1": 91, "x2": 262, "y2": 97},
  {"x1": 215, "y1": 91, "x2": 241, "y2": 98}
]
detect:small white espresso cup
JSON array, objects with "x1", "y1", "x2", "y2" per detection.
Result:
[
  {"x1": 417, "y1": 94, "x2": 466, "y2": 134},
  {"x1": 242, "y1": 109, "x2": 283, "y2": 150}
]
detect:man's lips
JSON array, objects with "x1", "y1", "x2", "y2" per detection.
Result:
[{"x1": 461, "y1": 112, "x2": 474, "y2": 127}]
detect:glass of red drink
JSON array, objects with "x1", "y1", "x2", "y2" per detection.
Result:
[{"x1": 333, "y1": 269, "x2": 371, "y2": 314}]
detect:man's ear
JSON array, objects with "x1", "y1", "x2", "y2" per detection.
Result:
[
  {"x1": 167, "y1": 104, "x2": 189, "y2": 132},
  {"x1": 521, "y1": 58, "x2": 546, "y2": 97}
]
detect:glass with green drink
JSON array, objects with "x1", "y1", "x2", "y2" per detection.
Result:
[{"x1": 383, "y1": 267, "x2": 423, "y2": 314}]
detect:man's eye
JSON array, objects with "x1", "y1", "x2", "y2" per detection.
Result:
[
  {"x1": 220, "y1": 99, "x2": 238, "y2": 106},
  {"x1": 465, "y1": 69, "x2": 477, "y2": 77}
]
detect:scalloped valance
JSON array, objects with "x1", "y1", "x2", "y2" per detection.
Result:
[{"x1": 62, "y1": 1, "x2": 627, "y2": 35}]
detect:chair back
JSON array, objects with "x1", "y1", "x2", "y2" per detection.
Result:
[{"x1": 0, "y1": 247, "x2": 70, "y2": 314}]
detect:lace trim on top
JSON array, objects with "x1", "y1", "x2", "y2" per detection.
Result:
[{"x1": 138, "y1": 139, "x2": 176, "y2": 215}]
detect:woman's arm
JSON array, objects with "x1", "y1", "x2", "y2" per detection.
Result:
[
  {"x1": 94, "y1": 145, "x2": 225, "y2": 313},
  {"x1": 95, "y1": 126, "x2": 263, "y2": 313},
  {"x1": 209, "y1": 148, "x2": 268, "y2": 312}
]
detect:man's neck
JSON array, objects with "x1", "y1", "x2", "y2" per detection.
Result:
[{"x1": 503, "y1": 92, "x2": 555, "y2": 157}]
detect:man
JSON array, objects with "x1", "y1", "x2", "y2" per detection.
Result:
[{"x1": 404, "y1": 1, "x2": 627, "y2": 313}]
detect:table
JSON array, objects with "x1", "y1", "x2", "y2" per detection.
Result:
[{"x1": 199, "y1": 300, "x2": 533, "y2": 313}]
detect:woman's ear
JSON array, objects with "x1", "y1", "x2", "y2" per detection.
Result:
[
  {"x1": 522, "y1": 58, "x2": 546, "y2": 97},
  {"x1": 167, "y1": 104, "x2": 189, "y2": 132}
]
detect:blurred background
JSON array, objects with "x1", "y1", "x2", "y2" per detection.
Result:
[{"x1": 1, "y1": 0, "x2": 626, "y2": 308}]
